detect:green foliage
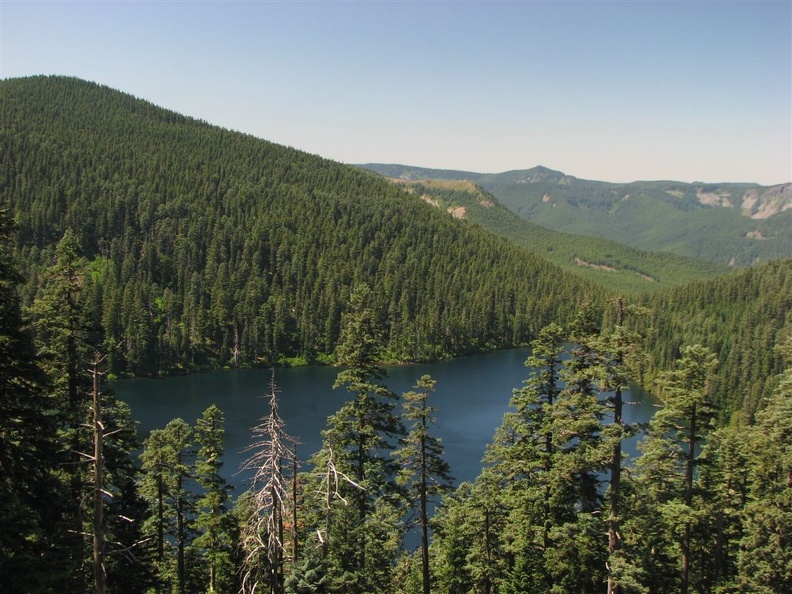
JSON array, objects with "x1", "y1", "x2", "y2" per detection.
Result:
[
  {"x1": 627, "y1": 345, "x2": 719, "y2": 593},
  {"x1": 139, "y1": 418, "x2": 196, "y2": 593},
  {"x1": 2, "y1": 76, "x2": 597, "y2": 377},
  {"x1": 394, "y1": 374, "x2": 454, "y2": 594},
  {"x1": 0, "y1": 209, "x2": 70, "y2": 591},
  {"x1": 639, "y1": 259, "x2": 792, "y2": 419},
  {"x1": 388, "y1": 178, "x2": 728, "y2": 294},
  {"x1": 309, "y1": 285, "x2": 405, "y2": 593},
  {"x1": 2, "y1": 77, "x2": 791, "y2": 594},
  {"x1": 285, "y1": 545, "x2": 329, "y2": 594},
  {"x1": 194, "y1": 405, "x2": 235, "y2": 594},
  {"x1": 729, "y1": 337, "x2": 792, "y2": 592},
  {"x1": 363, "y1": 164, "x2": 792, "y2": 267}
]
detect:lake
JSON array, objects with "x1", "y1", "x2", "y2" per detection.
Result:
[{"x1": 114, "y1": 348, "x2": 657, "y2": 492}]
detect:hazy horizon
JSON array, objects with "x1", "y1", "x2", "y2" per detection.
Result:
[{"x1": 2, "y1": 1, "x2": 789, "y2": 186}]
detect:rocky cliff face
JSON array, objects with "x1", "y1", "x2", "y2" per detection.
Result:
[{"x1": 737, "y1": 184, "x2": 792, "y2": 219}]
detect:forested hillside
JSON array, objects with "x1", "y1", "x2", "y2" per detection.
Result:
[
  {"x1": 640, "y1": 257, "x2": 792, "y2": 419},
  {"x1": 388, "y1": 178, "x2": 727, "y2": 294},
  {"x1": 1, "y1": 75, "x2": 791, "y2": 594},
  {"x1": 362, "y1": 163, "x2": 792, "y2": 266},
  {"x1": 0, "y1": 76, "x2": 598, "y2": 376}
]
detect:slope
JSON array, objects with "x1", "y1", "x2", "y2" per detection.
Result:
[
  {"x1": 383, "y1": 178, "x2": 727, "y2": 294},
  {"x1": 361, "y1": 164, "x2": 792, "y2": 267},
  {"x1": 0, "y1": 76, "x2": 600, "y2": 376},
  {"x1": 639, "y1": 258, "x2": 792, "y2": 419}
]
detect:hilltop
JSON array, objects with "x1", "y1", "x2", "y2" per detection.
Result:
[{"x1": 0, "y1": 76, "x2": 598, "y2": 375}]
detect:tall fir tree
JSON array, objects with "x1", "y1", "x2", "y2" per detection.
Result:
[
  {"x1": 482, "y1": 323, "x2": 569, "y2": 592},
  {"x1": 312, "y1": 283, "x2": 405, "y2": 594},
  {"x1": 630, "y1": 345, "x2": 718, "y2": 594},
  {"x1": 0, "y1": 208, "x2": 68, "y2": 591},
  {"x1": 28, "y1": 228, "x2": 97, "y2": 590},
  {"x1": 139, "y1": 418, "x2": 195, "y2": 593},
  {"x1": 193, "y1": 404, "x2": 235, "y2": 593},
  {"x1": 730, "y1": 336, "x2": 792, "y2": 593},
  {"x1": 394, "y1": 374, "x2": 454, "y2": 594}
]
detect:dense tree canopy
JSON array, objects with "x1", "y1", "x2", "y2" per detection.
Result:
[
  {"x1": 1, "y1": 76, "x2": 595, "y2": 377},
  {"x1": 1, "y1": 75, "x2": 790, "y2": 594}
]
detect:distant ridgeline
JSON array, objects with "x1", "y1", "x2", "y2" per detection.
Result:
[
  {"x1": 361, "y1": 163, "x2": 792, "y2": 267},
  {"x1": 375, "y1": 176, "x2": 729, "y2": 294},
  {"x1": 2, "y1": 76, "x2": 790, "y2": 418}
]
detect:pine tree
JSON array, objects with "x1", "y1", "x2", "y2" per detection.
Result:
[
  {"x1": 0, "y1": 208, "x2": 67, "y2": 591},
  {"x1": 631, "y1": 345, "x2": 718, "y2": 593},
  {"x1": 482, "y1": 323, "x2": 568, "y2": 591},
  {"x1": 590, "y1": 299, "x2": 647, "y2": 594},
  {"x1": 140, "y1": 418, "x2": 195, "y2": 593},
  {"x1": 313, "y1": 283, "x2": 405, "y2": 593},
  {"x1": 193, "y1": 404, "x2": 235, "y2": 593},
  {"x1": 28, "y1": 228, "x2": 97, "y2": 590},
  {"x1": 730, "y1": 336, "x2": 792, "y2": 593},
  {"x1": 240, "y1": 372, "x2": 298, "y2": 594},
  {"x1": 394, "y1": 374, "x2": 454, "y2": 594}
]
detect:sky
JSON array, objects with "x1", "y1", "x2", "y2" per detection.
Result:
[{"x1": 1, "y1": 0, "x2": 790, "y2": 185}]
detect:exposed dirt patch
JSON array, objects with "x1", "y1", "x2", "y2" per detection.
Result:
[
  {"x1": 745, "y1": 184, "x2": 792, "y2": 219},
  {"x1": 574, "y1": 257, "x2": 617, "y2": 272},
  {"x1": 697, "y1": 188, "x2": 733, "y2": 208},
  {"x1": 420, "y1": 194, "x2": 440, "y2": 208},
  {"x1": 448, "y1": 206, "x2": 467, "y2": 219}
]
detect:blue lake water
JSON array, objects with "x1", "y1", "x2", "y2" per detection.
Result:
[{"x1": 114, "y1": 348, "x2": 656, "y2": 493}]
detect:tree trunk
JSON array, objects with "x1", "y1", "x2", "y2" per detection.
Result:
[
  {"x1": 177, "y1": 475, "x2": 186, "y2": 594},
  {"x1": 681, "y1": 403, "x2": 697, "y2": 594},
  {"x1": 91, "y1": 356, "x2": 106, "y2": 594},
  {"x1": 607, "y1": 298, "x2": 625, "y2": 594},
  {"x1": 607, "y1": 385, "x2": 623, "y2": 594},
  {"x1": 292, "y1": 448, "x2": 299, "y2": 564},
  {"x1": 420, "y1": 435, "x2": 430, "y2": 594}
]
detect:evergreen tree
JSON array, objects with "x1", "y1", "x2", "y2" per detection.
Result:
[
  {"x1": 284, "y1": 543, "x2": 328, "y2": 594},
  {"x1": 0, "y1": 208, "x2": 67, "y2": 591},
  {"x1": 630, "y1": 345, "x2": 718, "y2": 593},
  {"x1": 394, "y1": 374, "x2": 454, "y2": 594},
  {"x1": 730, "y1": 336, "x2": 792, "y2": 593},
  {"x1": 139, "y1": 418, "x2": 195, "y2": 593},
  {"x1": 193, "y1": 404, "x2": 235, "y2": 593},
  {"x1": 99, "y1": 395, "x2": 158, "y2": 594},
  {"x1": 448, "y1": 319, "x2": 608, "y2": 593},
  {"x1": 429, "y1": 482, "x2": 477, "y2": 594},
  {"x1": 481, "y1": 323, "x2": 568, "y2": 591},
  {"x1": 589, "y1": 299, "x2": 647, "y2": 594},
  {"x1": 313, "y1": 283, "x2": 405, "y2": 593},
  {"x1": 28, "y1": 228, "x2": 97, "y2": 590}
]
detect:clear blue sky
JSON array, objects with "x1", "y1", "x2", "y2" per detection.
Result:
[{"x1": 2, "y1": 0, "x2": 790, "y2": 185}]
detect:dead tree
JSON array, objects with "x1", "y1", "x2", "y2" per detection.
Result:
[
  {"x1": 90, "y1": 353, "x2": 107, "y2": 594},
  {"x1": 240, "y1": 371, "x2": 298, "y2": 594}
]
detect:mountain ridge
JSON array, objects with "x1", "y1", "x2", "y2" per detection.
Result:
[
  {"x1": 360, "y1": 162, "x2": 789, "y2": 193},
  {"x1": 1, "y1": 75, "x2": 789, "y2": 416},
  {"x1": 383, "y1": 177, "x2": 728, "y2": 293},
  {"x1": 360, "y1": 163, "x2": 792, "y2": 266}
]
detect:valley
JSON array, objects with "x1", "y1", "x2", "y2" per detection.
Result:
[{"x1": 1, "y1": 75, "x2": 791, "y2": 594}]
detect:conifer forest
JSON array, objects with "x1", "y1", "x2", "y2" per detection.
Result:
[{"x1": 1, "y1": 76, "x2": 790, "y2": 593}]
